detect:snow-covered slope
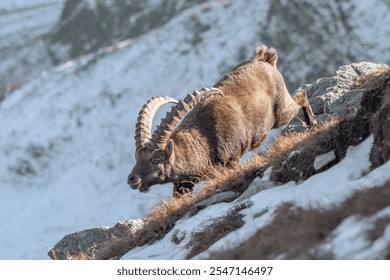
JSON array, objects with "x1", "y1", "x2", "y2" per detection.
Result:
[
  {"x1": 2, "y1": 0, "x2": 390, "y2": 99},
  {"x1": 0, "y1": 0, "x2": 389, "y2": 259},
  {"x1": 0, "y1": 0, "x2": 65, "y2": 99}
]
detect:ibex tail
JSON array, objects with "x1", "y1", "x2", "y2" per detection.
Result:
[{"x1": 253, "y1": 45, "x2": 278, "y2": 67}]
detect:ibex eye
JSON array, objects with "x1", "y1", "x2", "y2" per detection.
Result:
[{"x1": 152, "y1": 159, "x2": 160, "y2": 165}]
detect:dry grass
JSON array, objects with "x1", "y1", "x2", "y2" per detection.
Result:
[
  {"x1": 270, "y1": 120, "x2": 339, "y2": 182},
  {"x1": 49, "y1": 247, "x2": 95, "y2": 260},
  {"x1": 368, "y1": 216, "x2": 390, "y2": 243},
  {"x1": 64, "y1": 252, "x2": 94, "y2": 260},
  {"x1": 136, "y1": 194, "x2": 199, "y2": 245},
  {"x1": 210, "y1": 181, "x2": 390, "y2": 260},
  {"x1": 354, "y1": 66, "x2": 390, "y2": 88},
  {"x1": 185, "y1": 202, "x2": 251, "y2": 259}
]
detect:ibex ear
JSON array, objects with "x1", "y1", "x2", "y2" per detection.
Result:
[{"x1": 165, "y1": 139, "x2": 175, "y2": 164}]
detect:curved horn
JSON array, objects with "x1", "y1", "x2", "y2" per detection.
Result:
[
  {"x1": 135, "y1": 95, "x2": 178, "y2": 155},
  {"x1": 147, "y1": 87, "x2": 223, "y2": 151}
]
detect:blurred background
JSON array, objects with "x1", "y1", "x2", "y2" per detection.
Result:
[
  {"x1": 2, "y1": 0, "x2": 390, "y2": 100},
  {"x1": 0, "y1": 0, "x2": 389, "y2": 259}
]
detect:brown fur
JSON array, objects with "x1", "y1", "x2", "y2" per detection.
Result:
[{"x1": 128, "y1": 45, "x2": 317, "y2": 195}]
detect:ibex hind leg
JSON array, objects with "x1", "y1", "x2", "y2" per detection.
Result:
[{"x1": 293, "y1": 90, "x2": 317, "y2": 126}]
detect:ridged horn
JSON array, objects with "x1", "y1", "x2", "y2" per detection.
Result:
[
  {"x1": 135, "y1": 95, "x2": 178, "y2": 155},
  {"x1": 147, "y1": 87, "x2": 224, "y2": 151}
]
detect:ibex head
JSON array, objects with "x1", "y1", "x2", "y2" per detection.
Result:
[{"x1": 127, "y1": 87, "x2": 223, "y2": 192}]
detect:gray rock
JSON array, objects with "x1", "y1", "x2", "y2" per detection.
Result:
[
  {"x1": 237, "y1": 179, "x2": 275, "y2": 202},
  {"x1": 193, "y1": 191, "x2": 239, "y2": 210},
  {"x1": 303, "y1": 62, "x2": 388, "y2": 115},
  {"x1": 48, "y1": 219, "x2": 143, "y2": 260}
]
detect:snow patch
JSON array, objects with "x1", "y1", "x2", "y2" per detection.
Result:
[{"x1": 313, "y1": 150, "x2": 336, "y2": 170}]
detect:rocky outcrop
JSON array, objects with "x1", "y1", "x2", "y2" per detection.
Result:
[
  {"x1": 272, "y1": 63, "x2": 390, "y2": 183},
  {"x1": 47, "y1": 0, "x2": 205, "y2": 62},
  {"x1": 303, "y1": 62, "x2": 389, "y2": 116},
  {"x1": 48, "y1": 220, "x2": 144, "y2": 260}
]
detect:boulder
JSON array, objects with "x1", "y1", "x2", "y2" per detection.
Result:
[
  {"x1": 48, "y1": 219, "x2": 143, "y2": 260},
  {"x1": 304, "y1": 62, "x2": 389, "y2": 115}
]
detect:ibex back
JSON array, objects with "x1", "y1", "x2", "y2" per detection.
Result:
[{"x1": 127, "y1": 45, "x2": 317, "y2": 195}]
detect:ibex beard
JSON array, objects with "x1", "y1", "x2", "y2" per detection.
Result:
[{"x1": 127, "y1": 45, "x2": 317, "y2": 196}]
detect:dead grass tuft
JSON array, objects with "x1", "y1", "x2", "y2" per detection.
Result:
[
  {"x1": 65, "y1": 252, "x2": 94, "y2": 260},
  {"x1": 270, "y1": 120, "x2": 339, "y2": 182},
  {"x1": 354, "y1": 66, "x2": 390, "y2": 87},
  {"x1": 367, "y1": 216, "x2": 390, "y2": 243},
  {"x1": 138, "y1": 194, "x2": 198, "y2": 244},
  {"x1": 185, "y1": 202, "x2": 251, "y2": 259},
  {"x1": 49, "y1": 246, "x2": 95, "y2": 260}
]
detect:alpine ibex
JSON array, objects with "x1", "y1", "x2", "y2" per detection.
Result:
[{"x1": 127, "y1": 45, "x2": 317, "y2": 195}]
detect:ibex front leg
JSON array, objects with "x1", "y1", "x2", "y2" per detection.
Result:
[
  {"x1": 173, "y1": 182, "x2": 194, "y2": 198},
  {"x1": 293, "y1": 90, "x2": 317, "y2": 126}
]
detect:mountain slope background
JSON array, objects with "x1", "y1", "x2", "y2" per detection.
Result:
[{"x1": 0, "y1": 0, "x2": 389, "y2": 259}]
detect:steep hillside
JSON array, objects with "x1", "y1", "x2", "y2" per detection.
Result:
[
  {"x1": 46, "y1": 0, "x2": 206, "y2": 62},
  {"x1": 0, "y1": 0, "x2": 389, "y2": 259},
  {"x1": 1, "y1": 0, "x2": 389, "y2": 100},
  {"x1": 48, "y1": 66, "x2": 390, "y2": 260},
  {"x1": 42, "y1": 0, "x2": 390, "y2": 90},
  {"x1": 0, "y1": 0, "x2": 65, "y2": 100}
]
